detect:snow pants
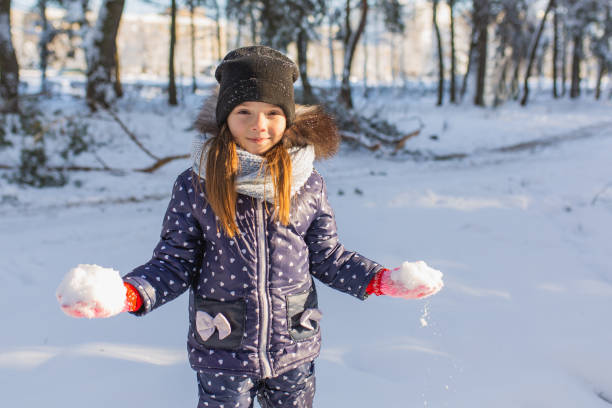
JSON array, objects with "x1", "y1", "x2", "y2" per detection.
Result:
[{"x1": 196, "y1": 360, "x2": 315, "y2": 408}]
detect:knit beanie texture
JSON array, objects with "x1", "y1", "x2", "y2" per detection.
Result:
[{"x1": 214, "y1": 46, "x2": 300, "y2": 127}]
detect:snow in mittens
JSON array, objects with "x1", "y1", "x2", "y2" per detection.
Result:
[
  {"x1": 56, "y1": 264, "x2": 126, "y2": 318},
  {"x1": 391, "y1": 261, "x2": 444, "y2": 297}
]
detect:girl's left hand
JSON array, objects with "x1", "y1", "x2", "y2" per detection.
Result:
[{"x1": 366, "y1": 261, "x2": 444, "y2": 299}]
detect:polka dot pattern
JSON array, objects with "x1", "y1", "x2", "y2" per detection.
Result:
[
  {"x1": 197, "y1": 361, "x2": 315, "y2": 408},
  {"x1": 123, "y1": 168, "x2": 383, "y2": 377}
]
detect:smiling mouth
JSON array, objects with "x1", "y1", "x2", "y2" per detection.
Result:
[{"x1": 248, "y1": 137, "x2": 269, "y2": 143}]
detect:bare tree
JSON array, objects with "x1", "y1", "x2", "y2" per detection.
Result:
[
  {"x1": 297, "y1": 29, "x2": 317, "y2": 103},
  {"x1": 460, "y1": 26, "x2": 477, "y2": 101},
  {"x1": 592, "y1": 4, "x2": 611, "y2": 100},
  {"x1": 188, "y1": 0, "x2": 198, "y2": 93},
  {"x1": 0, "y1": 0, "x2": 19, "y2": 113},
  {"x1": 168, "y1": 0, "x2": 178, "y2": 105},
  {"x1": 569, "y1": 33, "x2": 582, "y2": 98},
  {"x1": 473, "y1": 0, "x2": 489, "y2": 106},
  {"x1": 561, "y1": 21, "x2": 568, "y2": 96},
  {"x1": 521, "y1": 0, "x2": 555, "y2": 106},
  {"x1": 206, "y1": 0, "x2": 223, "y2": 60},
  {"x1": 552, "y1": 6, "x2": 559, "y2": 98},
  {"x1": 37, "y1": 0, "x2": 52, "y2": 95},
  {"x1": 339, "y1": 0, "x2": 368, "y2": 108},
  {"x1": 432, "y1": 0, "x2": 444, "y2": 106},
  {"x1": 85, "y1": 0, "x2": 125, "y2": 110},
  {"x1": 448, "y1": 0, "x2": 457, "y2": 103},
  {"x1": 327, "y1": 10, "x2": 339, "y2": 88}
]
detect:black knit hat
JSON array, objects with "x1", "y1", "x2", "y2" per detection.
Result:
[{"x1": 214, "y1": 46, "x2": 300, "y2": 127}]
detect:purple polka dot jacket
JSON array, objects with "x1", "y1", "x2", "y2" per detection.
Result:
[{"x1": 123, "y1": 96, "x2": 383, "y2": 378}]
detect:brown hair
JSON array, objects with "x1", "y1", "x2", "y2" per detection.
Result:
[{"x1": 198, "y1": 124, "x2": 292, "y2": 238}]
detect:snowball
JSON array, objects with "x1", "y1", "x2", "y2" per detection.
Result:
[
  {"x1": 391, "y1": 261, "x2": 444, "y2": 296},
  {"x1": 56, "y1": 264, "x2": 126, "y2": 319}
]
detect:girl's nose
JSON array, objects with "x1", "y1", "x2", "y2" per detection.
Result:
[{"x1": 252, "y1": 113, "x2": 267, "y2": 132}]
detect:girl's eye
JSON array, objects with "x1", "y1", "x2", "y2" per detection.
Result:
[
  {"x1": 268, "y1": 111, "x2": 282, "y2": 116},
  {"x1": 237, "y1": 110, "x2": 250, "y2": 115}
]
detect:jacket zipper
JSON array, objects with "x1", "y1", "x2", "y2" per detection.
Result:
[{"x1": 256, "y1": 199, "x2": 273, "y2": 378}]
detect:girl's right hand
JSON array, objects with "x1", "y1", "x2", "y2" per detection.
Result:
[{"x1": 56, "y1": 264, "x2": 142, "y2": 318}]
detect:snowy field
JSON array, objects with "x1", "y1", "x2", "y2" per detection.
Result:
[{"x1": 1, "y1": 82, "x2": 612, "y2": 407}]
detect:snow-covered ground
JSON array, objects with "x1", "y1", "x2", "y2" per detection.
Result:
[{"x1": 1, "y1": 83, "x2": 611, "y2": 407}]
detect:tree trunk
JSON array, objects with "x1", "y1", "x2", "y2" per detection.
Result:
[
  {"x1": 552, "y1": 8, "x2": 559, "y2": 98},
  {"x1": 449, "y1": 0, "x2": 456, "y2": 103},
  {"x1": 214, "y1": 0, "x2": 222, "y2": 60},
  {"x1": 570, "y1": 34, "x2": 581, "y2": 99},
  {"x1": 297, "y1": 29, "x2": 317, "y2": 104},
  {"x1": 561, "y1": 26, "x2": 568, "y2": 97},
  {"x1": 433, "y1": 0, "x2": 444, "y2": 106},
  {"x1": 37, "y1": 0, "x2": 50, "y2": 95},
  {"x1": 168, "y1": 0, "x2": 177, "y2": 105},
  {"x1": 235, "y1": 15, "x2": 243, "y2": 48},
  {"x1": 190, "y1": 0, "x2": 197, "y2": 93},
  {"x1": 343, "y1": 0, "x2": 352, "y2": 50},
  {"x1": 460, "y1": 25, "x2": 477, "y2": 102},
  {"x1": 509, "y1": 57, "x2": 521, "y2": 99},
  {"x1": 85, "y1": 0, "x2": 125, "y2": 110},
  {"x1": 339, "y1": 0, "x2": 368, "y2": 109},
  {"x1": 400, "y1": 30, "x2": 407, "y2": 87},
  {"x1": 113, "y1": 45, "x2": 122, "y2": 97},
  {"x1": 521, "y1": 0, "x2": 554, "y2": 106},
  {"x1": 595, "y1": 58, "x2": 605, "y2": 100},
  {"x1": 0, "y1": 0, "x2": 19, "y2": 113},
  {"x1": 249, "y1": 4, "x2": 257, "y2": 44},
  {"x1": 328, "y1": 14, "x2": 336, "y2": 88},
  {"x1": 494, "y1": 54, "x2": 510, "y2": 106},
  {"x1": 473, "y1": 0, "x2": 488, "y2": 107},
  {"x1": 362, "y1": 23, "x2": 368, "y2": 96}
]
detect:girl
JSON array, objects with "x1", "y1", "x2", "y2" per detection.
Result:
[{"x1": 57, "y1": 46, "x2": 443, "y2": 408}]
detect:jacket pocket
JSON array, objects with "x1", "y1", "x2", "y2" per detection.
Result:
[
  {"x1": 192, "y1": 297, "x2": 246, "y2": 350},
  {"x1": 286, "y1": 285, "x2": 321, "y2": 341}
]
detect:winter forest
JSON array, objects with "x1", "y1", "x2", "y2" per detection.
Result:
[
  {"x1": 1, "y1": 0, "x2": 612, "y2": 406},
  {"x1": 0, "y1": 0, "x2": 611, "y2": 177}
]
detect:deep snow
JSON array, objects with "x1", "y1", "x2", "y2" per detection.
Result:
[{"x1": 1, "y1": 80, "x2": 611, "y2": 407}]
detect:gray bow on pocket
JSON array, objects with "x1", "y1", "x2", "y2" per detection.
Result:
[
  {"x1": 196, "y1": 311, "x2": 232, "y2": 340},
  {"x1": 299, "y1": 308, "x2": 322, "y2": 330}
]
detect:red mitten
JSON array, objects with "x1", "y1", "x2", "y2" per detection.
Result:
[
  {"x1": 367, "y1": 261, "x2": 444, "y2": 299},
  {"x1": 124, "y1": 282, "x2": 143, "y2": 313},
  {"x1": 56, "y1": 264, "x2": 142, "y2": 318}
]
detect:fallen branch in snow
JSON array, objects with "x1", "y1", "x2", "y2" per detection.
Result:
[
  {"x1": 340, "y1": 132, "x2": 381, "y2": 151},
  {"x1": 316, "y1": 89, "x2": 424, "y2": 154},
  {"x1": 0, "y1": 154, "x2": 190, "y2": 174},
  {"x1": 102, "y1": 105, "x2": 160, "y2": 161},
  {"x1": 340, "y1": 128, "x2": 421, "y2": 153},
  {"x1": 135, "y1": 154, "x2": 190, "y2": 173},
  {"x1": 597, "y1": 391, "x2": 612, "y2": 405},
  {"x1": 393, "y1": 129, "x2": 422, "y2": 151},
  {"x1": 591, "y1": 182, "x2": 612, "y2": 206},
  {"x1": 63, "y1": 193, "x2": 170, "y2": 208}
]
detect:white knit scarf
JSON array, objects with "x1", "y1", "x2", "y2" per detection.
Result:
[{"x1": 191, "y1": 134, "x2": 315, "y2": 203}]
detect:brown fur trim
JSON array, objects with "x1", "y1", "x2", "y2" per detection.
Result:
[
  {"x1": 193, "y1": 87, "x2": 220, "y2": 136},
  {"x1": 193, "y1": 87, "x2": 340, "y2": 160}
]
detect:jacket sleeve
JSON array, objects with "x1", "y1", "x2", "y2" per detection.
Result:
[
  {"x1": 123, "y1": 172, "x2": 204, "y2": 315},
  {"x1": 305, "y1": 176, "x2": 383, "y2": 300}
]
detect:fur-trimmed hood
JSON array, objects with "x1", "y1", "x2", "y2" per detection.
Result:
[{"x1": 193, "y1": 87, "x2": 340, "y2": 160}]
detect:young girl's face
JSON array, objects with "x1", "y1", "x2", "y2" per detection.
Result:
[{"x1": 227, "y1": 101, "x2": 287, "y2": 155}]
